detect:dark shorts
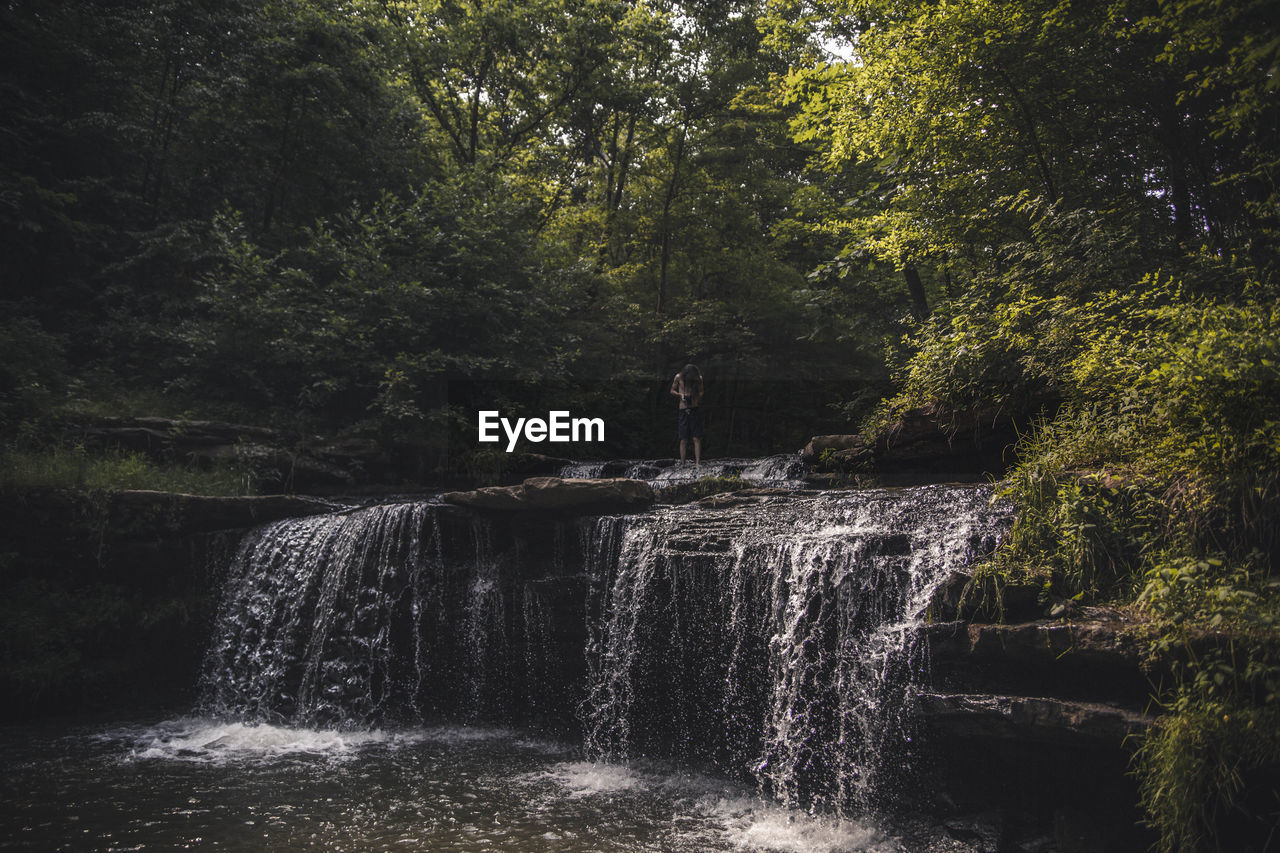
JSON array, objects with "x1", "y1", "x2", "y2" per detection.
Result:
[{"x1": 678, "y1": 407, "x2": 703, "y2": 440}]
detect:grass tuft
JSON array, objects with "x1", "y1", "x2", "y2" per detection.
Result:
[{"x1": 0, "y1": 445, "x2": 256, "y2": 495}]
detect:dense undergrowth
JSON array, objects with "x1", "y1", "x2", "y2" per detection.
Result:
[
  {"x1": 0, "y1": 379, "x2": 311, "y2": 496},
  {"x1": 0, "y1": 445, "x2": 256, "y2": 496},
  {"x1": 869, "y1": 265, "x2": 1280, "y2": 850}
]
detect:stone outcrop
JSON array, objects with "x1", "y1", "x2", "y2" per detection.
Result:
[
  {"x1": 442, "y1": 476, "x2": 654, "y2": 513},
  {"x1": 924, "y1": 614, "x2": 1153, "y2": 709},
  {"x1": 927, "y1": 615, "x2": 1147, "y2": 669},
  {"x1": 918, "y1": 614, "x2": 1156, "y2": 852},
  {"x1": 3, "y1": 487, "x2": 343, "y2": 543},
  {"x1": 803, "y1": 403, "x2": 1058, "y2": 482}
]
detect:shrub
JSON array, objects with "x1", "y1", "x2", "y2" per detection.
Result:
[{"x1": 871, "y1": 266, "x2": 1280, "y2": 849}]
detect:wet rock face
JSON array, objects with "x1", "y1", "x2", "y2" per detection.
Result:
[
  {"x1": 442, "y1": 476, "x2": 655, "y2": 514},
  {"x1": 199, "y1": 503, "x2": 595, "y2": 729}
]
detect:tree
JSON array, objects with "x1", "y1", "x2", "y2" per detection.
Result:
[{"x1": 776, "y1": 0, "x2": 1280, "y2": 301}]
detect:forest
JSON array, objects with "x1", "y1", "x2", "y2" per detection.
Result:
[{"x1": 2, "y1": 0, "x2": 1279, "y2": 849}]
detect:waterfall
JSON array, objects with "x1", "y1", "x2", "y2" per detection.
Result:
[
  {"x1": 199, "y1": 504, "x2": 437, "y2": 727},
  {"x1": 576, "y1": 486, "x2": 1010, "y2": 812},
  {"x1": 199, "y1": 483, "x2": 1009, "y2": 812},
  {"x1": 199, "y1": 503, "x2": 583, "y2": 728}
]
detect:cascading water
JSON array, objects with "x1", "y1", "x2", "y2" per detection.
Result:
[
  {"x1": 576, "y1": 486, "x2": 1010, "y2": 813},
  {"x1": 558, "y1": 461, "x2": 610, "y2": 479},
  {"x1": 197, "y1": 482, "x2": 1009, "y2": 815},
  {"x1": 557, "y1": 454, "x2": 807, "y2": 487},
  {"x1": 199, "y1": 503, "x2": 442, "y2": 727},
  {"x1": 199, "y1": 502, "x2": 583, "y2": 728}
]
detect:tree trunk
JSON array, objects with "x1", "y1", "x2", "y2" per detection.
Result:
[
  {"x1": 903, "y1": 266, "x2": 929, "y2": 319},
  {"x1": 656, "y1": 125, "x2": 688, "y2": 315}
]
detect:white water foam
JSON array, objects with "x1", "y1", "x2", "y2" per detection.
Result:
[
  {"x1": 535, "y1": 761, "x2": 650, "y2": 797},
  {"x1": 118, "y1": 719, "x2": 400, "y2": 762},
  {"x1": 717, "y1": 803, "x2": 891, "y2": 853},
  {"x1": 531, "y1": 760, "x2": 896, "y2": 852},
  {"x1": 112, "y1": 719, "x2": 538, "y2": 763}
]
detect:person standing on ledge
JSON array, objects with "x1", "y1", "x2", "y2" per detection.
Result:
[{"x1": 669, "y1": 363, "x2": 704, "y2": 466}]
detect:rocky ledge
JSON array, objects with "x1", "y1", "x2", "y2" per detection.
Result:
[
  {"x1": 926, "y1": 616, "x2": 1147, "y2": 669},
  {"x1": 924, "y1": 615, "x2": 1154, "y2": 709},
  {"x1": 105, "y1": 490, "x2": 343, "y2": 535},
  {"x1": 442, "y1": 476, "x2": 654, "y2": 514},
  {"x1": 3, "y1": 487, "x2": 344, "y2": 542},
  {"x1": 917, "y1": 692, "x2": 1152, "y2": 742}
]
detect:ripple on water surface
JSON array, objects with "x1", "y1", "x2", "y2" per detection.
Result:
[
  {"x1": 0, "y1": 718, "x2": 973, "y2": 852},
  {"x1": 527, "y1": 760, "x2": 896, "y2": 852}
]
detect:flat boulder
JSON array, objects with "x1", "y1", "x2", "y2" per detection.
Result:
[
  {"x1": 442, "y1": 484, "x2": 535, "y2": 510},
  {"x1": 442, "y1": 477, "x2": 654, "y2": 514}
]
